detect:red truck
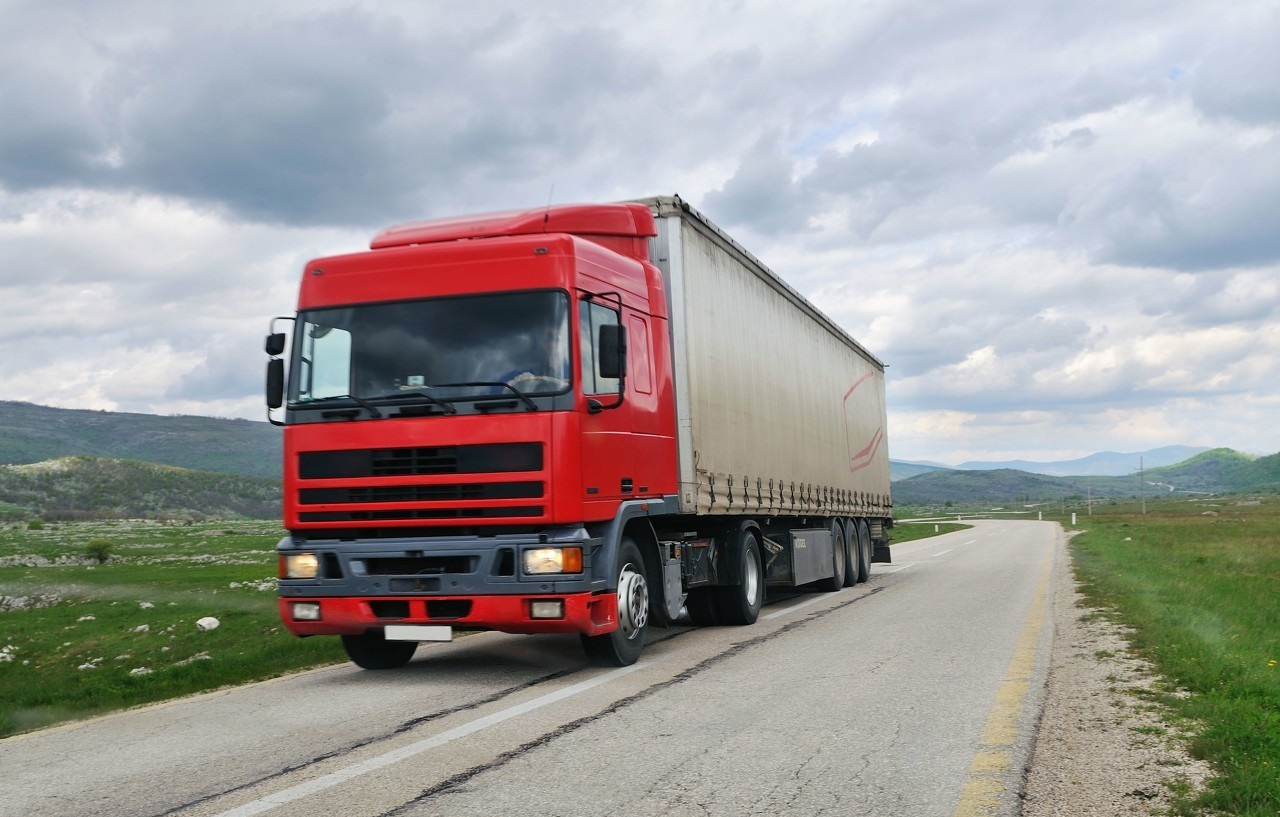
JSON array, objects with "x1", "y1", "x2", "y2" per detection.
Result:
[{"x1": 265, "y1": 196, "x2": 892, "y2": 669}]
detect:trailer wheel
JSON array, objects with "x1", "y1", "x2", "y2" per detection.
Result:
[
  {"x1": 855, "y1": 519, "x2": 872, "y2": 584},
  {"x1": 841, "y1": 519, "x2": 857, "y2": 587},
  {"x1": 581, "y1": 537, "x2": 648, "y2": 666},
  {"x1": 716, "y1": 532, "x2": 763, "y2": 625},
  {"x1": 816, "y1": 519, "x2": 846, "y2": 592},
  {"x1": 340, "y1": 631, "x2": 417, "y2": 670}
]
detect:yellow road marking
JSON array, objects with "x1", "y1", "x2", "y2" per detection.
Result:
[{"x1": 952, "y1": 544, "x2": 1054, "y2": 816}]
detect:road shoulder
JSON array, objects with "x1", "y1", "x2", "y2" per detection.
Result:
[{"x1": 1021, "y1": 534, "x2": 1213, "y2": 815}]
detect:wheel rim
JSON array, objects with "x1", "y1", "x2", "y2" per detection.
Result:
[
  {"x1": 743, "y1": 551, "x2": 760, "y2": 604},
  {"x1": 617, "y1": 562, "x2": 648, "y2": 638}
]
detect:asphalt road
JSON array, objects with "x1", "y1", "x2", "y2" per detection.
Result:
[{"x1": 0, "y1": 519, "x2": 1060, "y2": 817}]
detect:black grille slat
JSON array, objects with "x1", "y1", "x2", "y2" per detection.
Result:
[
  {"x1": 300, "y1": 444, "x2": 542, "y2": 479},
  {"x1": 300, "y1": 482, "x2": 542, "y2": 505},
  {"x1": 369, "y1": 601, "x2": 410, "y2": 618},
  {"x1": 299, "y1": 506, "x2": 544, "y2": 522},
  {"x1": 426, "y1": 600, "x2": 471, "y2": 619}
]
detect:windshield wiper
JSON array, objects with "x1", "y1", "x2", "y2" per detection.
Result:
[
  {"x1": 295, "y1": 395, "x2": 383, "y2": 418},
  {"x1": 365, "y1": 390, "x2": 458, "y2": 415},
  {"x1": 433, "y1": 382, "x2": 538, "y2": 411}
]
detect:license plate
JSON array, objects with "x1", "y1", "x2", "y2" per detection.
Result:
[{"x1": 384, "y1": 625, "x2": 453, "y2": 642}]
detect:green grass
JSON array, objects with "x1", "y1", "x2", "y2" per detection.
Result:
[
  {"x1": 888, "y1": 521, "x2": 973, "y2": 544},
  {"x1": 0, "y1": 520, "x2": 343, "y2": 737},
  {"x1": 1053, "y1": 497, "x2": 1280, "y2": 816}
]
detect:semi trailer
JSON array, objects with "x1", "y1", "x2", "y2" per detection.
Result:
[{"x1": 265, "y1": 195, "x2": 892, "y2": 669}]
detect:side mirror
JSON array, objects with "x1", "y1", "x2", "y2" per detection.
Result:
[
  {"x1": 598, "y1": 324, "x2": 626, "y2": 380},
  {"x1": 266, "y1": 358, "x2": 285, "y2": 409},
  {"x1": 265, "y1": 332, "x2": 287, "y2": 356}
]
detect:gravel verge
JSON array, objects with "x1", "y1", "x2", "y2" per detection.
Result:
[{"x1": 1021, "y1": 535, "x2": 1214, "y2": 815}]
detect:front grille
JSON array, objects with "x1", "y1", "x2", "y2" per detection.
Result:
[
  {"x1": 299, "y1": 506, "x2": 544, "y2": 522},
  {"x1": 299, "y1": 482, "x2": 542, "y2": 505},
  {"x1": 300, "y1": 444, "x2": 542, "y2": 479}
]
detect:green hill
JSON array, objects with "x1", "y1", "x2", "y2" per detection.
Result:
[
  {"x1": 894, "y1": 448, "x2": 1280, "y2": 508},
  {"x1": 0, "y1": 401, "x2": 280, "y2": 479},
  {"x1": 0, "y1": 456, "x2": 279, "y2": 521}
]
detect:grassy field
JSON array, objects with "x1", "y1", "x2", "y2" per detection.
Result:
[
  {"x1": 1046, "y1": 496, "x2": 1280, "y2": 816},
  {"x1": 0, "y1": 520, "x2": 344, "y2": 737}
]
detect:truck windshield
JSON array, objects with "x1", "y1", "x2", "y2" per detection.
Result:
[{"x1": 289, "y1": 291, "x2": 571, "y2": 406}]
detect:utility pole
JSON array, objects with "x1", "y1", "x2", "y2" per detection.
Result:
[{"x1": 1140, "y1": 456, "x2": 1146, "y2": 515}]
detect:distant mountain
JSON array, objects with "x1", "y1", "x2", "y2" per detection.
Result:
[
  {"x1": 955, "y1": 445, "x2": 1209, "y2": 477},
  {"x1": 893, "y1": 448, "x2": 1280, "y2": 508},
  {"x1": 0, "y1": 401, "x2": 280, "y2": 479},
  {"x1": 0, "y1": 456, "x2": 280, "y2": 521},
  {"x1": 890, "y1": 460, "x2": 951, "y2": 481}
]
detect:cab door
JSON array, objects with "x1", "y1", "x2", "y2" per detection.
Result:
[{"x1": 578, "y1": 296, "x2": 636, "y2": 515}]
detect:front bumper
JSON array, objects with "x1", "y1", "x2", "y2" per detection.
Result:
[
  {"x1": 279, "y1": 592, "x2": 618, "y2": 637},
  {"x1": 277, "y1": 526, "x2": 615, "y2": 637}
]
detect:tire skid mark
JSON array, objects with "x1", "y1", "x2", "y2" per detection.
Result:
[
  {"x1": 155, "y1": 667, "x2": 578, "y2": 817},
  {"x1": 380, "y1": 586, "x2": 887, "y2": 816}
]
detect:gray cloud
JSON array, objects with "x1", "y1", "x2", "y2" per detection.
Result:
[{"x1": 1, "y1": 0, "x2": 1277, "y2": 461}]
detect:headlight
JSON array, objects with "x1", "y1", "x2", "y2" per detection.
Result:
[
  {"x1": 523, "y1": 547, "x2": 583, "y2": 575},
  {"x1": 282, "y1": 552, "x2": 320, "y2": 579},
  {"x1": 291, "y1": 602, "x2": 322, "y2": 621}
]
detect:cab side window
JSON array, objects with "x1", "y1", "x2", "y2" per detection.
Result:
[{"x1": 579, "y1": 301, "x2": 621, "y2": 395}]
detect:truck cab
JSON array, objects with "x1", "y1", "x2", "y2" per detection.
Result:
[{"x1": 267, "y1": 204, "x2": 677, "y2": 668}]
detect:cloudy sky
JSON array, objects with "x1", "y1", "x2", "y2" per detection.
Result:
[{"x1": 2, "y1": 0, "x2": 1277, "y2": 464}]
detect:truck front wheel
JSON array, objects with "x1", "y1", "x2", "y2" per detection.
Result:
[
  {"x1": 340, "y1": 630, "x2": 417, "y2": 670},
  {"x1": 581, "y1": 537, "x2": 648, "y2": 666}
]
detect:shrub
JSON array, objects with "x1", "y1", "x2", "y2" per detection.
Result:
[{"x1": 84, "y1": 539, "x2": 115, "y2": 564}]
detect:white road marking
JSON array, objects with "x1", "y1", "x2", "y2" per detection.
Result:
[
  {"x1": 930, "y1": 548, "x2": 954, "y2": 558},
  {"x1": 210, "y1": 663, "x2": 648, "y2": 817},
  {"x1": 763, "y1": 592, "x2": 837, "y2": 620}
]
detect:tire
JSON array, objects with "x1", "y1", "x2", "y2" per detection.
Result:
[
  {"x1": 581, "y1": 537, "x2": 649, "y2": 666},
  {"x1": 815, "y1": 519, "x2": 846, "y2": 592},
  {"x1": 685, "y1": 588, "x2": 721, "y2": 626},
  {"x1": 841, "y1": 519, "x2": 858, "y2": 587},
  {"x1": 716, "y1": 532, "x2": 763, "y2": 625},
  {"x1": 340, "y1": 631, "x2": 418, "y2": 670},
  {"x1": 856, "y1": 519, "x2": 872, "y2": 584}
]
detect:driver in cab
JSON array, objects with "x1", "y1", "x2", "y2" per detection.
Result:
[{"x1": 502, "y1": 326, "x2": 569, "y2": 391}]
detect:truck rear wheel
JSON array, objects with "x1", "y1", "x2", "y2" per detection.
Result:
[
  {"x1": 855, "y1": 519, "x2": 872, "y2": 584},
  {"x1": 716, "y1": 532, "x2": 763, "y2": 625},
  {"x1": 581, "y1": 537, "x2": 648, "y2": 666},
  {"x1": 840, "y1": 519, "x2": 857, "y2": 587},
  {"x1": 815, "y1": 519, "x2": 846, "y2": 592},
  {"x1": 685, "y1": 589, "x2": 720, "y2": 626},
  {"x1": 340, "y1": 630, "x2": 417, "y2": 670}
]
